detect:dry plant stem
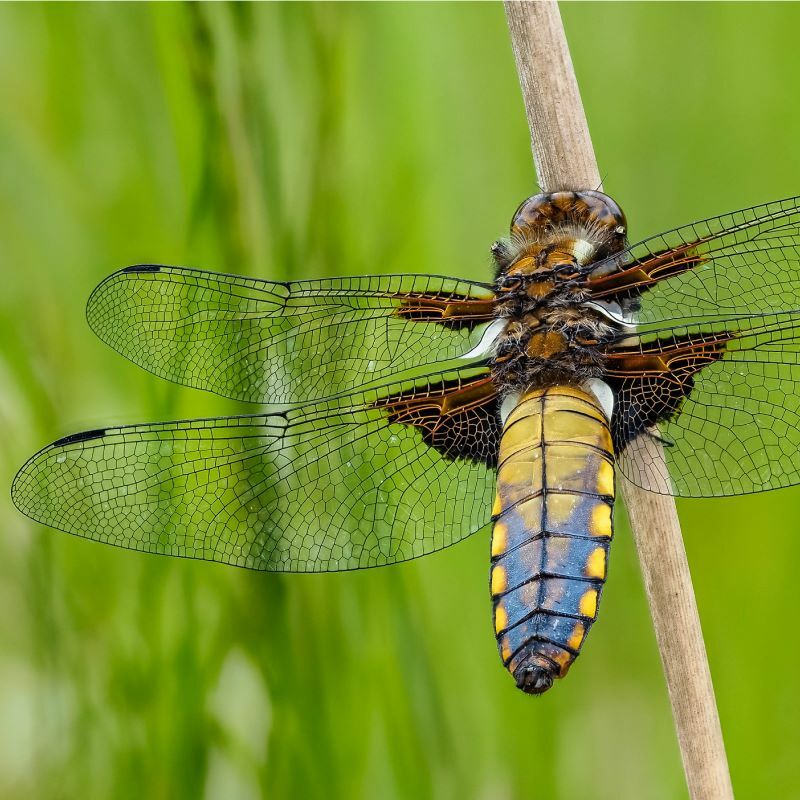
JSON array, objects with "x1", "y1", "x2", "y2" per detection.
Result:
[
  {"x1": 504, "y1": 0, "x2": 600, "y2": 190},
  {"x1": 503, "y1": 3, "x2": 734, "y2": 799},
  {"x1": 624, "y1": 436, "x2": 735, "y2": 800}
]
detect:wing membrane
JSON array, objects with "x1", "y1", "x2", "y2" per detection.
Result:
[
  {"x1": 585, "y1": 195, "x2": 800, "y2": 325},
  {"x1": 87, "y1": 266, "x2": 497, "y2": 404},
  {"x1": 12, "y1": 370, "x2": 497, "y2": 572},
  {"x1": 611, "y1": 312, "x2": 800, "y2": 497}
]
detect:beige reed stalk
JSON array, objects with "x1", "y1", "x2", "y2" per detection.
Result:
[{"x1": 502, "y1": 3, "x2": 734, "y2": 799}]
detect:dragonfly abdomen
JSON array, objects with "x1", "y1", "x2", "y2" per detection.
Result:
[{"x1": 491, "y1": 385, "x2": 614, "y2": 694}]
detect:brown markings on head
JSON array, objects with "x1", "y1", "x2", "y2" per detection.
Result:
[{"x1": 506, "y1": 191, "x2": 628, "y2": 276}]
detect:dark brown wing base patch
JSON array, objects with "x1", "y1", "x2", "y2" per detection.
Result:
[
  {"x1": 374, "y1": 374, "x2": 500, "y2": 467},
  {"x1": 587, "y1": 243, "x2": 706, "y2": 303},
  {"x1": 393, "y1": 293, "x2": 496, "y2": 329},
  {"x1": 604, "y1": 332, "x2": 734, "y2": 446}
]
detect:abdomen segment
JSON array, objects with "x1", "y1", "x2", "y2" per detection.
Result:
[{"x1": 491, "y1": 385, "x2": 615, "y2": 694}]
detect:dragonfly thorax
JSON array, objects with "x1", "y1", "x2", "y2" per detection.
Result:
[
  {"x1": 490, "y1": 191, "x2": 630, "y2": 397},
  {"x1": 490, "y1": 280, "x2": 622, "y2": 395}
]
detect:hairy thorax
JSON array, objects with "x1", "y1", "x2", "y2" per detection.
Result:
[{"x1": 489, "y1": 191, "x2": 629, "y2": 395}]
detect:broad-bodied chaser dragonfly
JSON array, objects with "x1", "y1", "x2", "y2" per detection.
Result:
[{"x1": 13, "y1": 191, "x2": 800, "y2": 694}]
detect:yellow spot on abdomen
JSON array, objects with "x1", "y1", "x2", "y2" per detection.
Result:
[
  {"x1": 589, "y1": 502, "x2": 613, "y2": 538},
  {"x1": 597, "y1": 460, "x2": 615, "y2": 497},
  {"x1": 491, "y1": 521, "x2": 507, "y2": 557},
  {"x1": 552, "y1": 648, "x2": 572, "y2": 674},
  {"x1": 494, "y1": 603, "x2": 508, "y2": 634},
  {"x1": 567, "y1": 621, "x2": 585, "y2": 650},
  {"x1": 492, "y1": 493, "x2": 502, "y2": 517},
  {"x1": 579, "y1": 588, "x2": 598, "y2": 619},
  {"x1": 501, "y1": 639, "x2": 512, "y2": 662},
  {"x1": 585, "y1": 546, "x2": 607, "y2": 579},
  {"x1": 491, "y1": 565, "x2": 507, "y2": 596}
]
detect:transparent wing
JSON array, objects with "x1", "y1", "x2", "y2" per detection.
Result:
[
  {"x1": 86, "y1": 266, "x2": 497, "y2": 404},
  {"x1": 12, "y1": 370, "x2": 497, "y2": 572},
  {"x1": 611, "y1": 312, "x2": 800, "y2": 497},
  {"x1": 586, "y1": 195, "x2": 800, "y2": 325}
]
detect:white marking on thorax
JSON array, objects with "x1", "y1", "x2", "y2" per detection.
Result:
[
  {"x1": 572, "y1": 239, "x2": 597, "y2": 265},
  {"x1": 582, "y1": 378, "x2": 614, "y2": 423},
  {"x1": 461, "y1": 318, "x2": 508, "y2": 361},
  {"x1": 581, "y1": 300, "x2": 637, "y2": 332}
]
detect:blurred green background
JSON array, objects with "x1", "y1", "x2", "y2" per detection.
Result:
[{"x1": 1, "y1": 3, "x2": 799, "y2": 798}]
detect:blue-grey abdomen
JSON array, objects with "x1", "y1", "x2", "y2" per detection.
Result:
[{"x1": 491, "y1": 385, "x2": 614, "y2": 694}]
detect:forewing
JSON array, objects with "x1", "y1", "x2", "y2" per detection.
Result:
[
  {"x1": 609, "y1": 313, "x2": 800, "y2": 497},
  {"x1": 12, "y1": 370, "x2": 498, "y2": 572},
  {"x1": 585, "y1": 195, "x2": 800, "y2": 325},
  {"x1": 87, "y1": 266, "x2": 497, "y2": 404}
]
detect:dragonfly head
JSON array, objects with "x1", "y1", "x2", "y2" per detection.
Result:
[{"x1": 508, "y1": 190, "x2": 628, "y2": 271}]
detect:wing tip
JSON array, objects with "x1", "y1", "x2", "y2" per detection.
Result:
[{"x1": 85, "y1": 265, "x2": 161, "y2": 332}]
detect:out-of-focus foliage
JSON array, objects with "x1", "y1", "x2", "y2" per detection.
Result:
[{"x1": 1, "y1": 4, "x2": 798, "y2": 799}]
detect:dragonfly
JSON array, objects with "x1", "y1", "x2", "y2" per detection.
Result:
[{"x1": 12, "y1": 190, "x2": 800, "y2": 695}]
